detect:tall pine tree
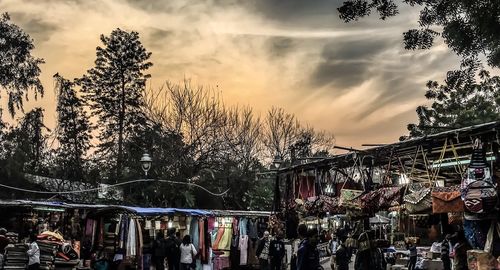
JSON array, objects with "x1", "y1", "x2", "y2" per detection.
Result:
[
  {"x1": 53, "y1": 74, "x2": 92, "y2": 181},
  {"x1": 79, "y1": 29, "x2": 152, "y2": 182},
  {"x1": 0, "y1": 13, "x2": 44, "y2": 116},
  {"x1": 4, "y1": 108, "x2": 49, "y2": 174}
]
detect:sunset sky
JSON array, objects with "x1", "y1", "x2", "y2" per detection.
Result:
[{"x1": 0, "y1": 0, "x2": 462, "y2": 148}]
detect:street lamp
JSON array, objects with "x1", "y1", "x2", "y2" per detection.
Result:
[
  {"x1": 272, "y1": 154, "x2": 283, "y2": 213},
  {"x1": 272, "y1": 155, "x2": 283, "y2": 170},
  {"x1": 140, "y1": 153, "x2": 152, "y2": 177}
]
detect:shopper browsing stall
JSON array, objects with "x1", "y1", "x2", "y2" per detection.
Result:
[{"x1": 27, "y1": 234, "x2": 40, "y2": 270}]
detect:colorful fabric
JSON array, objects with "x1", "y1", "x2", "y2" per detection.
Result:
[
  {"x1": 239, "y1": 235, "x2": 248, "y2": 265},
  {"x1": 126, "y1": 219, "x2": 136, "y2": 257}
]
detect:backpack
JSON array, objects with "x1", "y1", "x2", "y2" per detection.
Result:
[
  {"x1": 461, "y1": 140, "x2": 498, "y2": 214},
  {"x1": 154, "y1": 239, "x2": 167, "y2": 257},
  {"x1": 164, "y1": 237, "x2": 179, "y2": 257}
]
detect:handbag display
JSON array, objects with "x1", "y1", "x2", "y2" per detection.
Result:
[
  {"x1": 447, "y1": 212, "x2": 463, "y2": 225},
  {"x1": 461, "y1": 139, "x2": 498, "y2": 214},
  {"x1": 404, "y1": 183, "x2": 432, "y2": 214},
  {"x1": 432, "y1": 185, "x2": 464, "y2": 213},
  {"x1": 378, "y1": 186, "x2": 404, "y2": 209},
  {"x1": 339, "y1": 189, "x2": 363, "y2": 209}
]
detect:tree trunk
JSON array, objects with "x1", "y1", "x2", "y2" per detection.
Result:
[{"x1": 117, "y1": 74, "x2": 126, "y2": 183}]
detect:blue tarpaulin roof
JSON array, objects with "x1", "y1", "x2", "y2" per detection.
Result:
[{"x1": 0, "y1": 200, "x2": 259, "y2": 217}]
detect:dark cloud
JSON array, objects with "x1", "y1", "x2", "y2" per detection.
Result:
[
  {"x1": 123, "y1": 0, "x2": 174, "y2": 13},
  {"x1": 147, "y1": 28, "x2": 173, "y2": 49},
  {"x1": 309, "y1": 38, "x2": 392, "y2": 89},
  {"x1": 266, "y1": 37, "x2": 295, "y2": 58},
  {"x1": 310, "y1": 61, "x2": 371, "y2": 90},
  {"x1": 9, "y1": 12, "x2": 59, "y2": 43}
]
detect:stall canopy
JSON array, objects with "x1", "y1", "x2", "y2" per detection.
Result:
[
  {"x1": 0, "y1": 200, "x2": 232, "y2": 217},
  {"x1": 118, "y1": 206, "x2": 211, "y2": 216},
  {"x1": 369, "y1": 215, "x2": 390, "y2": 224}
]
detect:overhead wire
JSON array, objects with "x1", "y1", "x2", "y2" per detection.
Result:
[{"x1": 0, "y1": 179, "x2": 230, "y2": 197}]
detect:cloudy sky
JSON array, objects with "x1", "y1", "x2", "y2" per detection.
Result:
[{"x1": 0, "y1": 0, "x2": 461, "y2": 148}]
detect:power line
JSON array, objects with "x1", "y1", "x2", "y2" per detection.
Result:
[{"x1": 0, "y1": 179, "x2": 230, "y2": 197}]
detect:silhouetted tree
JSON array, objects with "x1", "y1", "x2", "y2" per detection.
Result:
[
  {"x1": 0, "y1": 13, "x2": 44, "y2": 116},
  {"x1": 4, "y1": 108, "x2": 49, "y2": 174},
  {"x1": 338, "y1": 0, "x2": 500, "y2": 67},
  {"x1": 53, "y1": 74, "x2": 92, "y2": 181},
  {"x1": 402, "y1": 61, "x2": 500, "y2": 139},
  {"x1": 79, "y1": 28, "x2": 152, "y2": 182}
]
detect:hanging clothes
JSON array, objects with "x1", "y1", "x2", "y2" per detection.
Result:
[
  {"x1": 232, "y1": 218, "x2": 239, "y2": 236},
  {"x1": 202, "y1": 248, "x2": 213, "y2": 270},
  {"x1": 119, "y1": 216, "x2": 128, "y2": 250},
  {"x1": 239, "y1": 235, "x2": 249, "y2": 265},
  {"x1": 296, "y1": 175, "x2": 316, "y2": 199},
  {"x1": 219, "y1": 227, "x2": 232, "y2": 250},
  {"x1": 199, "y1": 219, "x2": 206, "y2": 262},
  {"x1": 135, "y1": 219, "x2": 143, "y2": 270},
  {"x1": 206, "y1": 217, "x2": 214, "y2": 233},
  {"x1": 126, "y1": 219, "x2": 136, "y2": 257},
  {"x1": 191, "y1": 217, "x2": 200, "y2": 251},
  {"x1": 98, "y1": 217, "x2": 105, "y2": 248},
  {"x1": 203, "y1": 219, "x2": 211, "y2": 264},
  {"x1": 248, "y1": 219, "x2": 258, "y2": 240},
  {"x1": 213, "y1": 226, "x2": 225, "y2": 250},
  {"x1": 239, "y1": 218, "x2": 248, "y2": 236},
  {"x1": 247, "y1": 238, "x2": 259, "y2": 266}
]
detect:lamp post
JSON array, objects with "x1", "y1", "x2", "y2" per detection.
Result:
[
  {"x1": 272, "y1": 154, "x2": 283, "y2": 213},
  {"x1": 140, "y1": 153, "x2": 152, "y2": 177}
]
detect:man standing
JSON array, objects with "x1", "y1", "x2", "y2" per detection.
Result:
[
  {"x1": 296, "y1": 224, "x2": 312, "y2": 270},
  {"x1": 269, "y1": 232, "x2": 285, "y2": 270},
  {"x1": 152, "y1": 232, "x2": 167, "y2": 270},
  {"x1": 441, "y1": 234, "x2": 451, "y2": 270},
  {"x1": 165, "y1": 229, "x2": 181, "y2": 270},
  {"x1": 256, "y1": 231, "x2": 271, "y2": 270},
  {"x1": 335, "y1": 237, "x2": 350, "y2": 270},
  {"x1": 328, "y1": 235, "x2": 338, "y2": 270}
]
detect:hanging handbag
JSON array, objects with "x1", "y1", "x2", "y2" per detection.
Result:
[
  {"x1": 461, "y1": 139, "x2": 498, "y2": 214},
  {"x1": 404, "y1": 183, "x2": 432, "y2": 214},
  {"x1": 447, "y1": 212, "x2": 463, "y2": 225},
  {"x1": 339, "y1": 189, "x2": 363, "y2": 209},
  {"x1": 378, "y1": 186, "x2": 404, "y2": 209},
  {"x1": 360, "y1": 190, "x2": 380, "y2": 214},
  {"x1": 432, "y1": 185, "x2": 464, "y2": 213}
]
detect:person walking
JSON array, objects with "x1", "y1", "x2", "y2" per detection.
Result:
[
  {"x1": 441, "y1": 235, "x2": 451, "y2": 270},
  {"x1": 407, "y1": 240, "x2": 417, "y2": 270},
  {"x1": 328, "y1": 235, "x2": 338, "y2": 270},
  {"x1": 165, "y1": 229, "x2": 182, "y2": 270},
  {"x1": 269, "y1": 232, "x2": 285, "y2": 270},
  {"x1": 256, "y1": 231, "x2": 271, "y2": 270},
  {"x1": 296, "y1": 224, "x2": 310, "y2": 270},
  {"x1": 180, "y1": 235, "x2": 197, "y2": 270},
  {"x1": 27, "y1": 234, "x2": 40, "y2": 270},
  {"x1": 335, "y1": 237, "x2": 350, "y2": 270},
  {"x1": 152, "y1": 232, "x2": 167, "y2": 270}
]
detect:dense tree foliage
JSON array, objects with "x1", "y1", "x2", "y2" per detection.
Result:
[
  {"x1": 338, "y1": 0, "x2": 500, "y2": 67},
  {"x1": 402, "y1": 62, "x2": 500, "y2": 139},
  {"x1": 0, "y1": 13, "x2": 44, "y2": 116},
  {"x1": 53, "y1": 74, "x2": 92, "y2": 181},
  {"x1": 79, "y1": 29, "x2": 152, "y2": 182}
]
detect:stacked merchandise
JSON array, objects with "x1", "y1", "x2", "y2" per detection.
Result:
[
  {"x1": 4, "y1": 244, "x2": 28, "y2": 270},
  {"x1": 38, "y1": 241, "x2": 57, "y2": 270},
  {"x1": 5, "y1": 233, "x2": 18, "y2": 244},
  {"x1": 103, "y1": 231, "x2": 116, "y2": 255},
  {"x1": 54, "y1": 243, "x2": 80, "y2": 270}
]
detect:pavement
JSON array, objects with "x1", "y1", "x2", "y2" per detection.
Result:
[{"x1": 320, "y1": 256, "x2": 356, "y2": 270}]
